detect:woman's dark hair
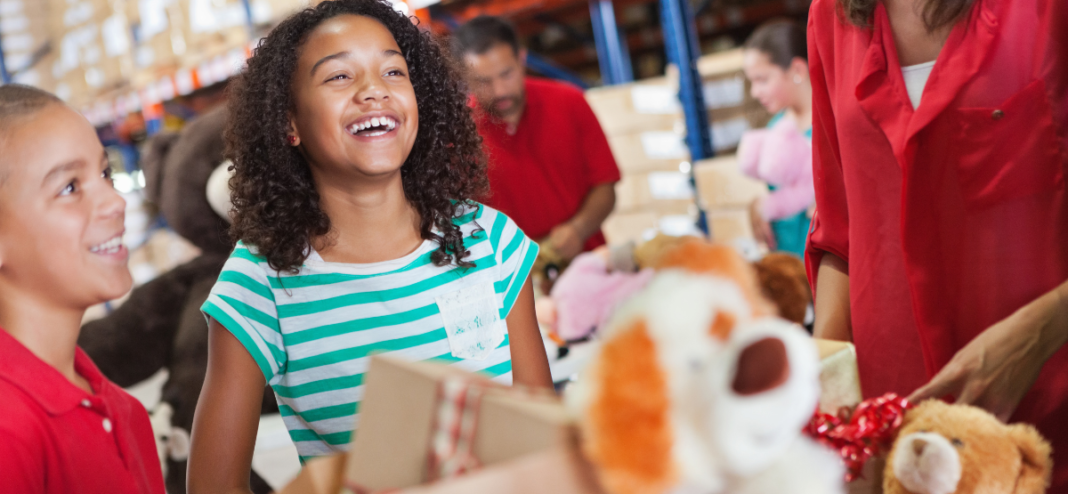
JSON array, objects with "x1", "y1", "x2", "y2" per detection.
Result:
[
  {"x1": 837, "y1": 0, "x2": 974, "y2": 32},
  {"x1": 744, "y1": 19, "x2": 807, "y2": 69},
  {"x1": 225, "y1": 0, "x2": 488, "y2": 274}
]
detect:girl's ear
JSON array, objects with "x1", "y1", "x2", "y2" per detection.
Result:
[
  {"x1": 287, "y1": 114, "x2": 301, "y2": 147},
  {"x1": 788, "y1": 57, "x2": 809, "y2": 84}
]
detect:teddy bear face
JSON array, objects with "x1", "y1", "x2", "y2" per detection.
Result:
[{"x1": 885, "y1": 400, "x2": 1051, "y2": 494}]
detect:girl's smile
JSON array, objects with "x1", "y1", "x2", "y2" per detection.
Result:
[{"x1": 345, "y1": 110, "x2": 401, "y2": 139}]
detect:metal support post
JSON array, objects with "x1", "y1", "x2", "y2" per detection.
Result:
[
  {"x1": 429, "y1": 8, "x2": 590, "y2": 89},
  {"x1": 525, "y1": 54, "x2": 590, "y2": 89},
  {"x1": 241, "y1": 0, "x2": 256, "y2": 36},
  {"x1": 659, "y1": 0, "x2": 712, "y2": 234},
  {"x1": 588, "y1": 0, "x2": 632, "y2": 85},
  {"x1": 0, "y1": 14, "x2": 11, "y2": 84}
]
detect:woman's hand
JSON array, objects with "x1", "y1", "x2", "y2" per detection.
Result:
[
  {"x1": 909, "y1": 283, "x2": 1068, "y2": 421},
  {"x1": 749, "y1": 198, "x2": 776, "y2": 251}
]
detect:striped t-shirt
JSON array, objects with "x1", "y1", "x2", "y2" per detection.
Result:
[{"x1": 201, "y1": 203, "x2": 538, "y2": 461}]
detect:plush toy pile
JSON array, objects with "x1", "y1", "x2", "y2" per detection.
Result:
[
  {"x1": 542, "y1": 235, "x2": 812, "y2": 345},
  {"x1": 566, "y1": 239, "x2": 843, "y2": 494}
]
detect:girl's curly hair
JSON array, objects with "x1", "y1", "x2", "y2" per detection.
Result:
[{"x1": 225, "y1": 0, "x2": 488, "y2": 274}]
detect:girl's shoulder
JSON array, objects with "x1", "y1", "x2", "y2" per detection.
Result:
[{"x1": 454, "y1": 202, "x2": 524, "y2": 237}]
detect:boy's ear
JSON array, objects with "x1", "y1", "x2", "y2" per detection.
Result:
[{"x1": 518, "y1": 48, "x2": 528, "y2": 68}]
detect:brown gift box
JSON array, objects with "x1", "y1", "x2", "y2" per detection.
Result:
[
  {"x1": 280, "y1": 442, "x2": 604, "y2": 494},
  {"x1": 343, "y1": 355, "x2": 573, "y2": 492}
]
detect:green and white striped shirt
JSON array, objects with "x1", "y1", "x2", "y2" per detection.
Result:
[{"x1": 201, "y1": 204, "x2": 538, "y2": 461}]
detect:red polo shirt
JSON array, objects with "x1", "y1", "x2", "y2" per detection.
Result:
[
  {"x1": 0, "y1": 329, "x2": 165, "y2": 494},
  {"x1": 475, "y1": 77, "x2": 621, "y2": 251},
  {"x1": 806, "y1": 0, "x2": 1068, "y2": 488}
]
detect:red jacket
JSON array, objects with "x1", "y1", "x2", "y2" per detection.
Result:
[{"x1": 806, "y1": 0, "x2": 1068, "y2": 488}]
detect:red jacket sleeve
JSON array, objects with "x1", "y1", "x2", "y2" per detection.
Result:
[
  {"x1": 573, "y1": 90, "x2": 622, "y2": 186},
  {"x1": 805, "y1": 3, "x2": 851, "y2": 294}
]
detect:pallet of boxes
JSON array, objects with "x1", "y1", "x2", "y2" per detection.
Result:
[{"x1": 584, "y1": 48, "x2": 771, "y2": 248}]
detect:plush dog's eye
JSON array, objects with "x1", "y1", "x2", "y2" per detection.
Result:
[
  {"x1": 919, "y1": 429, "x2": 928, "y2": 433},
  {"x1": 951, "y1": 438, "x2": 964, "y2": 447}
]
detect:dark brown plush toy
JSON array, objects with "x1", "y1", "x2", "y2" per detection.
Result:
[
  {"x1": 752, "y1": 252, "x2": 811, "y2": 326},
  {"x1": 78, "y1": 105, "x2": 276, "y2": 494}
]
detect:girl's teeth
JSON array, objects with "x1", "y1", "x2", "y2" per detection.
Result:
[
  {"x1": 371, "y1": 117, "x2": 380, "y2": 127},
  {"x1": 90, "y1": 236, "x2": 123, "y2": 253}
]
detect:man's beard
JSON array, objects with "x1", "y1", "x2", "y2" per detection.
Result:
[{"x1": 484, "y1": 93, "x2": 525, "y2": 120}]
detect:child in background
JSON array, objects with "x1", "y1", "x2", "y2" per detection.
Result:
[
  {"x1": 0, "y1": 85, "x2": 165, "y2": 494},
  {"x1": 188, "y1": 1, "x2": 553, "y2": 491},
  {"x1": 738, "y1": 19, "x2": 814, "y2": 258}
]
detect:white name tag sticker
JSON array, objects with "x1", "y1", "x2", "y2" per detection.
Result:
[{"x1": 436, "y1": 282, "x2": 504, "y2": 361}]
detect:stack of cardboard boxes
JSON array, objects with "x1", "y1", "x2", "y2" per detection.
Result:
[
  {"x1": 584, "y1": 48, "x2": 770, "y2": 246},
  {"x1": 1, "y1": 0, "x2": 56, "y2": 92},
  {"x1": 46, "y1": 0, "x2": 138, "y2": 108},
  {"x1": 12, "y1": 0, "x2": 315, "y2": 110}
]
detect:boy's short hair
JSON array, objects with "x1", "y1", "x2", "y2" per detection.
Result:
[
  {"x1": 451, "y1": 16, "x2": 521, "y2": 60},
  {"x1": 0, "y1": 85, "x2": 63, "y2": 184},
  {"x1": 0, "y1": 84, "x2": 62, "y2": 129}
]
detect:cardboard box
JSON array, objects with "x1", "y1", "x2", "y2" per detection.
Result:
[
  {"x1": 602, "y1": 201, "x2": 697, "y2": 246},
  {"x1": 584, "y1": 77, "x2": 679, "y2": 136},
  {"x1": 814, "y1": 339, "x2": 863, "y2": 415},
  {"x1": 400, "y1": 444, "x2": 604, "y2": 494},
  {"x1": 281, "y1": 444, "x2": 605, "y2": 494},
  {"x1": 606, "y1": 130, "x2": 690, "y2": 174},
  {"x1": 614, "y1": 171, "x2": 694, "y2": 213},
  {"x1": 345, "y1": 355, "x2": 573, "y2": 492},
  {"x1": 692, "y1": 155, "x2": 768, "y2": 209},
  {"x1": 706, "y1": 207, "x2": 753, "y2": 243}
]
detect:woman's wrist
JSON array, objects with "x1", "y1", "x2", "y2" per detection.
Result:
[{"x1": 1023, "y1": 281, "x2": 1068, "y2": 362}]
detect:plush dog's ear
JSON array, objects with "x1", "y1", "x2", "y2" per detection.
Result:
[
  {"x1": 583, "y1": 319, "x2": 676, "y2": 494},
  {"x1": 1008, "y1": 423, "x2": 1052, "y2": 494}
]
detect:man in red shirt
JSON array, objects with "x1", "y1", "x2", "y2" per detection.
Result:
[
  {"x1": 452, "y1": 17, "x2": 620, "y2": 260},
  {"x1": 0, "y1": 85, "x2": 164, "y2": 494}
]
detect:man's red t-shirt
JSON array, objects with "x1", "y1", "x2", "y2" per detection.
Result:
[
  {"x1": 474, "y1": 77, "x2": 621, "y2": 251},
  {"x1": 0, "y1": 329, "x2": 165, "y2": 494}
]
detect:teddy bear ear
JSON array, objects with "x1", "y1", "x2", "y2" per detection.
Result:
[{"x1": 1008, "y1": 423, "x2": 1052, "y2": 494}]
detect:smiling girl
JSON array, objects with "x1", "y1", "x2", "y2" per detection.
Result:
[{"x1": 187, "y1": 1, "x2": 552, "y2": 491}]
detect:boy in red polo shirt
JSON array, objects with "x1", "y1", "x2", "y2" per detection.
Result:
[{"x1": 0, "y1": 85, "x2": 165, "y2": 494}]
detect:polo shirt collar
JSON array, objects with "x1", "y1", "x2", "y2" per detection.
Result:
[{"x1": 0, "y1": 328, "x2": 107, "y2": 415}]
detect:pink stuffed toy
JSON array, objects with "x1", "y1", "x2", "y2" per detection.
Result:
[
  {"x1": 737, "y1": 117, "x2": 814, "y2": 222},
  {"x1": 548, "y1": 252, "x2": 655, "y2": 342}
]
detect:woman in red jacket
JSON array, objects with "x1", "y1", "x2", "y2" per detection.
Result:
[{"x1": 807, "y1": 0, "x2": 1068, "y2": 487}]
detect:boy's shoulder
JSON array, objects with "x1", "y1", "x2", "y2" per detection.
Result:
[{"x1": 0, "y1": 377, "x2": 51, "y2": 444}]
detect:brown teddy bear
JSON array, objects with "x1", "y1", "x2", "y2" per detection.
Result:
[{"x1": 885, "y1": 400, "x2": 1051, "y2": 494}]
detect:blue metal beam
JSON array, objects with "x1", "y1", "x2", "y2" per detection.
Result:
[
  {"x1": 0, "y1": 12, "x2": 11, "y2": 84},
  {"x1": 430, "y1": 8, "x2": 590, "y2": 89},
  {"x1": 660, "y1": 0, "x2": 712, "y2": 233},
  {"x1": 588, "y1": 0, "x2": 632, "y2": 85},
  {"x1": 241, "y1": 0, "x2": 255, "y2": 35},
  {"x1": 525, "y1": 53, "x2": 589, "y2": 89}
]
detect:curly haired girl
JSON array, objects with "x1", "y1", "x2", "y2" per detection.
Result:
[{"x1": 188, "y1": 1, "x2": 551, "y2": 489}]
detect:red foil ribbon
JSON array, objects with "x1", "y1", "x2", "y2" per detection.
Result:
[{"x1": 804, "y1": 393, "x2": 913, "y2": 482}]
